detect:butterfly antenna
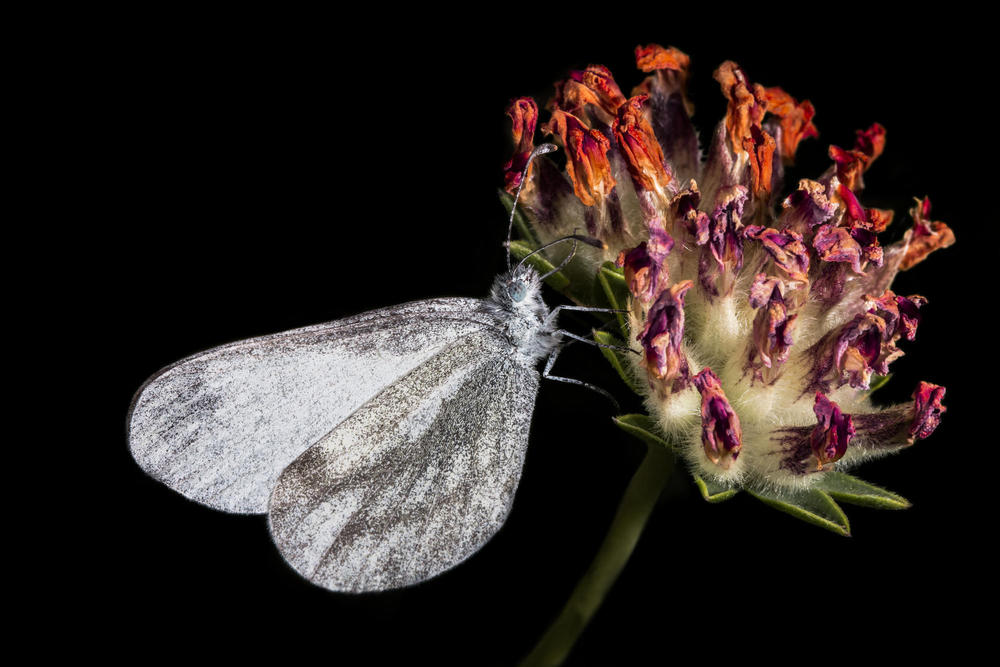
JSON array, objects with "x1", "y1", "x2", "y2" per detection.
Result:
[
  {"x1": 540, "y1": 237, "x2": 579, "y2": 281},
  {"x1": 506, "y1": 143, "x2": 559, "y2": 271},
  {"x1": 514, "y1": 234, "x2": 606, "y2": 276}
]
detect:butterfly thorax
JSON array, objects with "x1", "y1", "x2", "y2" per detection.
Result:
[{"x1": 486, "y1": 266, "x2": 557, "y2": 364}]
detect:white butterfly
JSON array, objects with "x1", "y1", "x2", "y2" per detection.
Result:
[{"x1": 127, "y1": 144, "x2": 618, "y2": 592}]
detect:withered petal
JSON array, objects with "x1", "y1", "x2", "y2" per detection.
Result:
[
  {"x1": 813, "y1": 224, "x2": 865, "y2": 274},
  {"x1": 639, "y1": 280, "x2": 693, "y2": 382},
  {"x1": 854, "y1": 123, "x2": 886, "y2": 163},
  {"x1": 810, "y1": 393, "x2": 855, "y2": 468},
  {"x1": 543, "y1": 110, "x2": 617, "y2": 207},
  {"x1": 503, "y1": 97, "x2": 539, "y2": 193},
  {"x1": 763, "y1": 86, "x2": 819, "y2": 164},
  {"x1": 900, "y1": 197, "x2": 956, "y2": 270},
  {"x1": 910, "y1": 381, "x2": 946, "y2": 442},
  {"x1": 693, "y1": 368, "x2": 743, "y2": 468},
  {"x1": 572, "y1": 64, "x2": 627, "y2": 117},
  {"x1": 613, "y1": 94, "x2": 672, "y2": 199},
  {"x1": 745, "y1": 225, "x2": 810, "y2": 284},
  {"x1": 635, "y1": 44, "x2": 691, "y2": 73},
  {"x1": 779, "y1": 179, "x2": 837, "y2": 238}
]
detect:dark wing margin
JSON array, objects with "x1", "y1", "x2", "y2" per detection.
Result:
[
  {"x1": 267, "y1": 331, "x2": 540, "y2": 593},
  {"x1": 127, "y1": 298, "x2": 498, "y2": 514}
]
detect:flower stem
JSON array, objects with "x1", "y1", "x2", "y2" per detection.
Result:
[{"x1": 520, "y1": 444, "x2": 675, "y2": 666}]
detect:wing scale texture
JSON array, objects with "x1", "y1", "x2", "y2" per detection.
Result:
[
  {"x1": 128, "y1": 298, "x2": 498, "y2": 514},
  {"x1": 268, "y1": 331, "x2": 539, "y2": 592}
]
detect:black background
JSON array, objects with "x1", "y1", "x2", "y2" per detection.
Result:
[{"x1": 101, "y1": 12, "x2": 987, "y2": 665}]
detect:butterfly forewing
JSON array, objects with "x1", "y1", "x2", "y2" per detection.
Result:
[
  {"x1": 128, "y1": 298, "x2": 499, "y2": 514},
  {"x1": 268, "y1": 330, "x2": 539, "y2": 593}
]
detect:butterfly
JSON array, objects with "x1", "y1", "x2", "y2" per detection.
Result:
[{"x1": 127, "y1": 144, "x2": 620, "y2": 593}]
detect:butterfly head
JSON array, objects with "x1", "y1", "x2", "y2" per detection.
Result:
[
  {"x1": 508, "y1": 278, "x2": 529, "y2": 303},
  {"x1": 491, "y1": 265, "x2": 547, "y2": 318},
  {"x1": 488, "y1": 265, "x2": 556, "y2": 360}
]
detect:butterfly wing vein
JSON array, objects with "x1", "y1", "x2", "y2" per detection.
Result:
[
  {"x1": 268, "y1": 330, "x2": 539, "y2": 592},
  {"x1": 129, "y1": 296, "x2": 540, "y2": 592},
  {"x1": 128, "y1": 298, "x2": 500, "y2": 514}
]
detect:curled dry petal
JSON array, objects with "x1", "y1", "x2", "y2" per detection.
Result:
[
  {"x1": 542, "y1": 110, "x2": 617, "y2": 207},
  {"x1": 836, "y1": 313, "x2": 892, "y2": 388},
  {"x1": 828, "y1": 236, "x2": 909, "y2": 325},
  {"x1": 618, "y1": 244, "x2": 659, "y2": 303},
  {"x1": 647, "y1": 225, "x2": 674, "y2": 258},
  {"x1": 778, "y1": 179, "x2": 836, "y2": 237},
  {"x1": 900, "y1": 197, "x2": 956, "y2": 270},
  {"x1": 714, "y1": 61, "x2": 776, "y2": 196},
  {"x1": 854, "y1": 123, "x2": 886, "y2": 163},
  {"x1": 551, "y1": 78, "x2": 596, "y2": 118},
  {"x1": 613, "y1": 95, "x2": 673, "y2": 201},
  {"x1": 503, "y1": 97, "x2": 538, "y2": 194},
  {"x1": 837, "y1": 183, "x2": 867, "y2": 225},
  {"x1": 638, "y1": 280, "x2": 693, "y2": 384},
  {"x1": 820, "y1": 301, "x2": 918, "y2": 391},
  {"x1": 748, "y1": 275, "x2": 798, "y2": 383},
  {"x1": 669, "y1": 180, "x2": 710, "y2": 244},
  {"x1": 762, "y1": 87, "x2": 818, "y2": 164},
  {"x1": 715, "y1": 62, "x2": 765, "y2": 155},
  {"x1": 829, "y1": 125, "x2": 885, "y2": 193},
  {"x1": 829, "y1": 145, "x2": 870, "y2": 192},
  {"x1": 748, "y1": 273, "x2": 784, "y2": 309},
  {"x1": 868, "y1": 290, "x2": 927, "y2": 375},
  {"x1": 633, "y1": 44, "x2": 698, "y2": 179},
  {"x1": 810, "y1": 393, "x2": 855, "y2": 468},
  {"x1": 744, "y1": 226, "x2": 810, "y2": 285},
  {"x1": 851, "y1": 225, "x2": 883, "y2": 267},
  {"x1": 849, "y1": 381, "x2": 947, "y2": 454},
  {"x1": 835, "y1": 189, "x2": 883, "y2": 245},
  {"x1": 699, "y1": 185, "x2": 749, "y2": 297},
  {"x1": 910, "y1": 382, "x2": 946, "y2": 443},
  {"x1": 551, "y1": 65, "x2": 626, "y2": 126},
  {"x1": 745, "y1": 126, "x2": 777, "y2": 197},
  {"x1": 813, "y1": 224, "x2": 865, "y2": 274},
  {"x1": 635, "y1": 44, "x2": 691, "y2": 74},
  {"x1": 867, "y1": 207, "x2": 894, "y2": 233},
  {"x1": 693, "y1": 368, "x2": 743, "y2": 469},
  {"x1": 617, "y1": 234, "x2": 674, "y2": 304},
  {"x1": 572, "y1": 65, "x2": 626, "y2": 117},
  {"x1": 634, "y1": 43, "x2": 692, "y2": 113},
  {"x1": 808, "y1": 312, "x2": 892, "y2": 392},
  {"x1": 867, "y1": 291, "x2": 926, "y2": 342},
  {"x1": 833, "y1": 186, "x2": 884, "y2": 266}
]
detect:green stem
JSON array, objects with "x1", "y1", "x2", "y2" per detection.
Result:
[{"x1": 520, "y1": 444, "x2": 675, "y2": 667}]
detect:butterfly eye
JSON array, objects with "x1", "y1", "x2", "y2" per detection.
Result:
[{"x1": 508, "y1": 280, "x2": 527, "y2": 302}]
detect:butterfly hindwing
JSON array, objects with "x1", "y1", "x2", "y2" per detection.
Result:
[
  {"x1": 128, "y1": 298, "x2": 499, "y2": 514},
  {"x1": 267, "y1": 329, "x2": 540, "y2": 592}
]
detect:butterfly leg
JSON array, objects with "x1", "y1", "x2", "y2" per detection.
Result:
[
  {"x1": 553, "y1": 329, "x2": 639, "y2": 356},
  {"x1": 545, "y1": 305, "x2": 639, "y2": 354},
  {"x1": 545, "y1": 304, "x2": 627, "y2": 326},
  {"x1": 542, "y1": 343, "x2": 621, "y2": 412}
]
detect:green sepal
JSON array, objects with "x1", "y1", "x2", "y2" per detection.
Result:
[
  {"x1": 612, "y1": 414, "x2": 672, "y2": 451},
  {"x1": 596, "y1": 262, "x2": 629, "y2": 338},
  {"x1": 693, "y1": 474, "x2": 740, "y2": 503},
  {"x1": 508, "y1": 239, "x2": 571, "y2": 292},
  {"x1": 748, "y1": 487, "x2": 851, "y2": 537},
  {"x1": 814, "y1": 471, "x2": 910, "y2": 510},
  {"x1": 593, "y1": 331, "x2": 644, "y2": 396},
  {"x1": 868, "y1": 374, "x2": 892, "y2": 394},
  {"x1": 497, "y1": 189, "x2": 540, "y2": 247}
]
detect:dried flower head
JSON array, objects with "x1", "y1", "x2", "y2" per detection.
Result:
[{"x1": 502, "y1": 44, "x2": 952, "y2": 531}]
